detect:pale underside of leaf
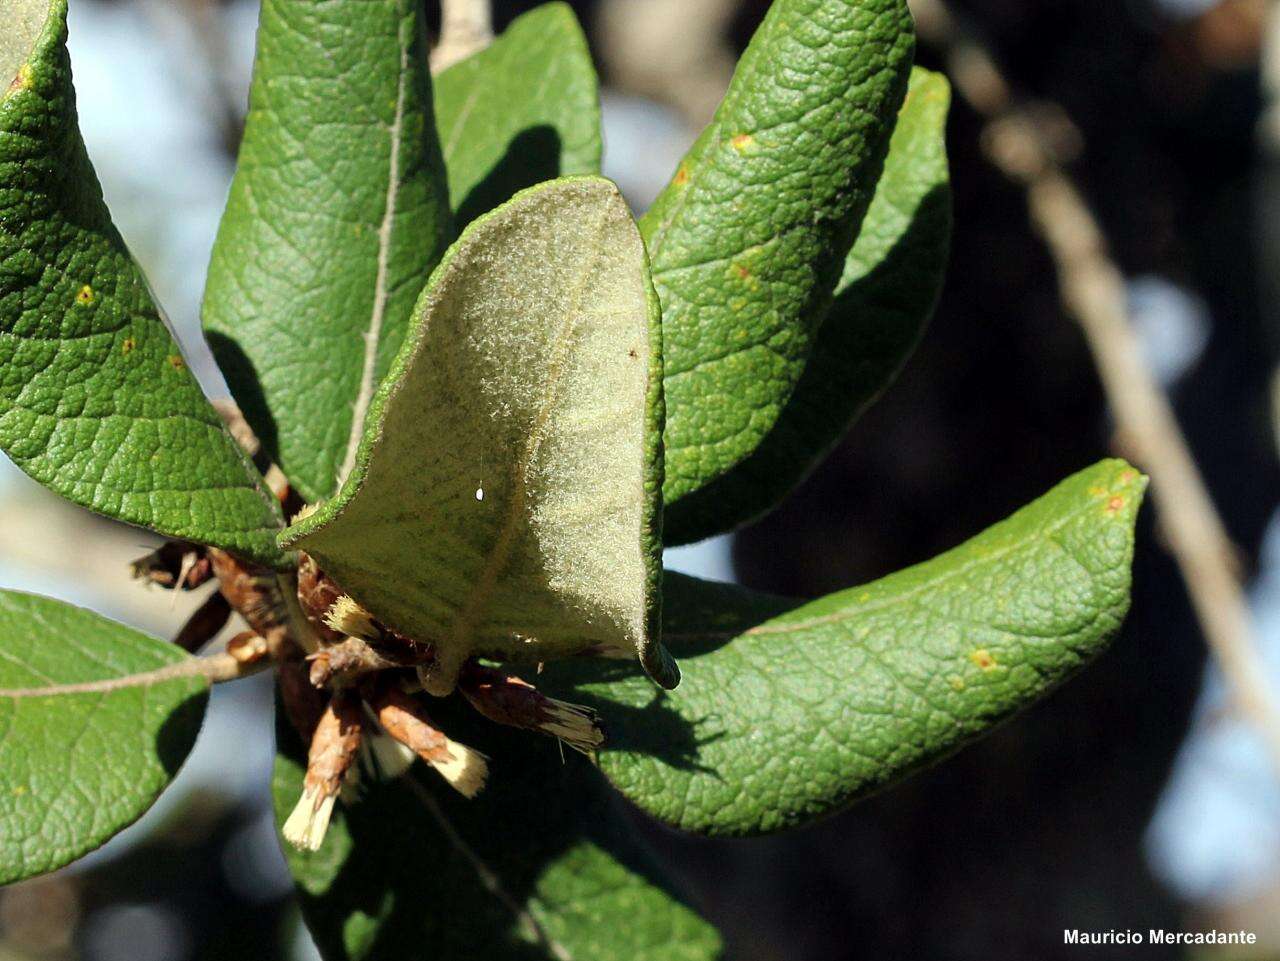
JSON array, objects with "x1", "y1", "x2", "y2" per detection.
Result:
[
  {"x1": 547, "y1": 459, "x2": 1146, "y2": 837},
  {"x1": 0, "y1": 590, "x2": 207, "y2": 884},
  {"x1": 0, "y1": 0, "x2": 47, "y2": 87},
  {"x1": 282, "y1": 177, "x2": 675, "y2": 692}
]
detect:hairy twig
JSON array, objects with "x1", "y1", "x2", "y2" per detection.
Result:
[
  {"x1": 431, "y1": 0, "x2": 493, "y2": 73},
  {"x1": 909, "y1": 0, "x2": 1280, "y2": 771}
]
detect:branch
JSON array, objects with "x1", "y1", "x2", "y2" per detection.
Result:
[
  {"x1": 909, "y1": 0, "x2": 1280, "y2": 772},
  {"x1": 431, "y1": 0, "x2": 493, "y2": 74},
  {"x1": 596, "y1": 0, "x2": 737, "y2": 126}
]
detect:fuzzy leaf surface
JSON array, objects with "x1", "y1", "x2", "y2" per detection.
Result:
[
  {"x1": 281, "y1": 178, "x2": 677, "y2": 690},
  {"x1": 434, "y1": 1, "x2": 601, "y2": 230},
  {"x1": 639, "y1": 0, "x2": 915, "y2": 512},
  {"x1": 273, "y1": 706, "x2": 723, "y2": 961},
  {"x1": 548, "y1": 460, "x2": 1145, "y2": 836},
  {"x1": 665, "y1": 67, "x2": 952, "y2": 544},
  {"x1": 0, "y1": 590, "x2": 206, "y2": 883},
  {"x1": 0, "y1": 0, "x2": 284, "y2": 565},
  {"x1": 203, "y1": 0, "x2": 453, "y2": 503}
]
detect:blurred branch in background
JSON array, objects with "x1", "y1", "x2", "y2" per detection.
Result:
[
  {"x1": 134, "y1": 0, "x2": 245, "y2": 158},
  {"x1": 909, "y1": 0, "x2": 1280, "y2": 774},
  {"x1": 1264, "y1": 0, "x2": 1280, "y2": 455},
  {"x1": 431, "y1": 0, "x2": 493, "y2": 72},
  {"x1": 597, "y1": 0, "x2": 738, "y2": 128}
]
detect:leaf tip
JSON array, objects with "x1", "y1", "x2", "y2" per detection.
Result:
[
  {"x1": 1096, "y1": 457, "x2": 1148, "y2": 526},
  {"x1": 640, "y1": 639, "x2": 681, "y2": 690}
]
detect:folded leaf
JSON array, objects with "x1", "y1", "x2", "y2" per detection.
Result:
[
  {"x1": 639, "y1": 0, "x2": 915, "y2": 512},
  {"x1": 273, "y1": 706, "x2": 723, "y2": 961},
  {"x1": 0, "y1": 590, "x2": 207, "y2": 883},
  {"x1": 547, "y1": 459, "x2": 1145, "y2": 837},
  {"x1": 281, "y1": 178, "x2": 677, "y2": 692},
  {"x1": 665, "y1": 67, "x2": 952, "y2": 544},
  {"x1": 434, "y1": 2, "x2": 601, "y2": 230},
  {"x1": 203, "y1": 0, "x2": 453, "y2": 503},
  {"x1": 0, "y1": 0, "x2": 284, "y2": 566}
]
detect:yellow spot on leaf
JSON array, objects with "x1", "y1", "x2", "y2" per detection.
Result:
[
  {"x1": 167, "y1": 355, "x2": 186, "y2": 371},
  {"x1": 969, "y1": 649, "x2": 997, "y2": 671},
  {"x1": 673, "y1": 165, "x2": 689, "y2": 186},
  {"x1": 1105, "y1": 495, "x2": 1125, "y2": 514},
  {"x1": 7, "y1": 64, "x2": 33, "y2": 95},
  {"x1": 949, "y1": 676, "x2": 966, "y2": 691},
  {"x1": 730, "y1": 261, "x2": 761, "y2": 291},
  {"x1": 75, "y1": 285, "x2": 95, "y2": 306},
  {"x1": 121, "y1": 337, "x2": 135, "y2": 355},
  {"x1": 12, "y1": 784, "x2": 27, "y2": 796},
  {"x1": 731, "y1": 133, "x2": 754, "y2": 152}
]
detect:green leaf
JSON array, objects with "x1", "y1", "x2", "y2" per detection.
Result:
[
  {"x1": 639, "y1": 0, "x2": 915, "y2": 512},
  {"x1": 434, "y1": 2, "x2": 601, "y2": 230},
  {"x1": 273, "y1": 706, "x2": 723, "y2": 961},
  {"x1": 547, "y1": 459, "x2": 1146, "y2": 837},
  {"x1": 0, "y1": 0, "x2": 285, "y2": 567},
  {"x1": 0, "y1": 589, "x2": 207, "y2": 884},
  {"x1": 281, "y1": 177, "x2": 677, "y2": 693},
  {"x1": 665, "y1": 67, "x2": 953, "y2": 545},
  {"x1": 203, "y1": 0, "x2": 453, "y2": 504}
]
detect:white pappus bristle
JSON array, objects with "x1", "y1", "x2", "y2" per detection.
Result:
[
  {"x1": 542, "y1": 699, "x2": 605, "y2": 754},
  {"x1": 366, "y1": 731, "x2": 417, "y2": 781},
  {"x1": 282, "y1": 785, "x2": 337, "y2": 852},
  {"x1": 324, "y1": 594, "x2": 378, "y2": 640},
  {"x1": 429, "y1": 740, "x2": 489, "y2": 798}
]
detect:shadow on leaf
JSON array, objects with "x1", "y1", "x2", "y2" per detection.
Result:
[
  {"x1": 664, "y1": 181, "x2": 952, "y2": 545},
  {"x1": 205, "y1": 330, "x2": 280, "y2": 472},
  {"x1": 154, "y1": 687, "x2": 209, "y2": 778},
  {"x1": 455, "y1": 125, "x2": 564, "y2": 230},
  {"x1": 273, "y1": 691, "x2": 721, "y2": 961}
]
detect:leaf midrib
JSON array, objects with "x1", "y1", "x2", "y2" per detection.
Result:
[
  {"x1": 0, "y1": 659, "x2": 204, "y2": 698},
  {"x1": 449, "y1": 204, "x2": 612, "y2": 649},
  {"x1": 337, "y1": 31, "x2": 412, "y2": 488}
]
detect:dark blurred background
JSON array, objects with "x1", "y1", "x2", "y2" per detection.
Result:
[{"x1": 1, "y1": 0, "x2": 1277, "y2": 958}]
